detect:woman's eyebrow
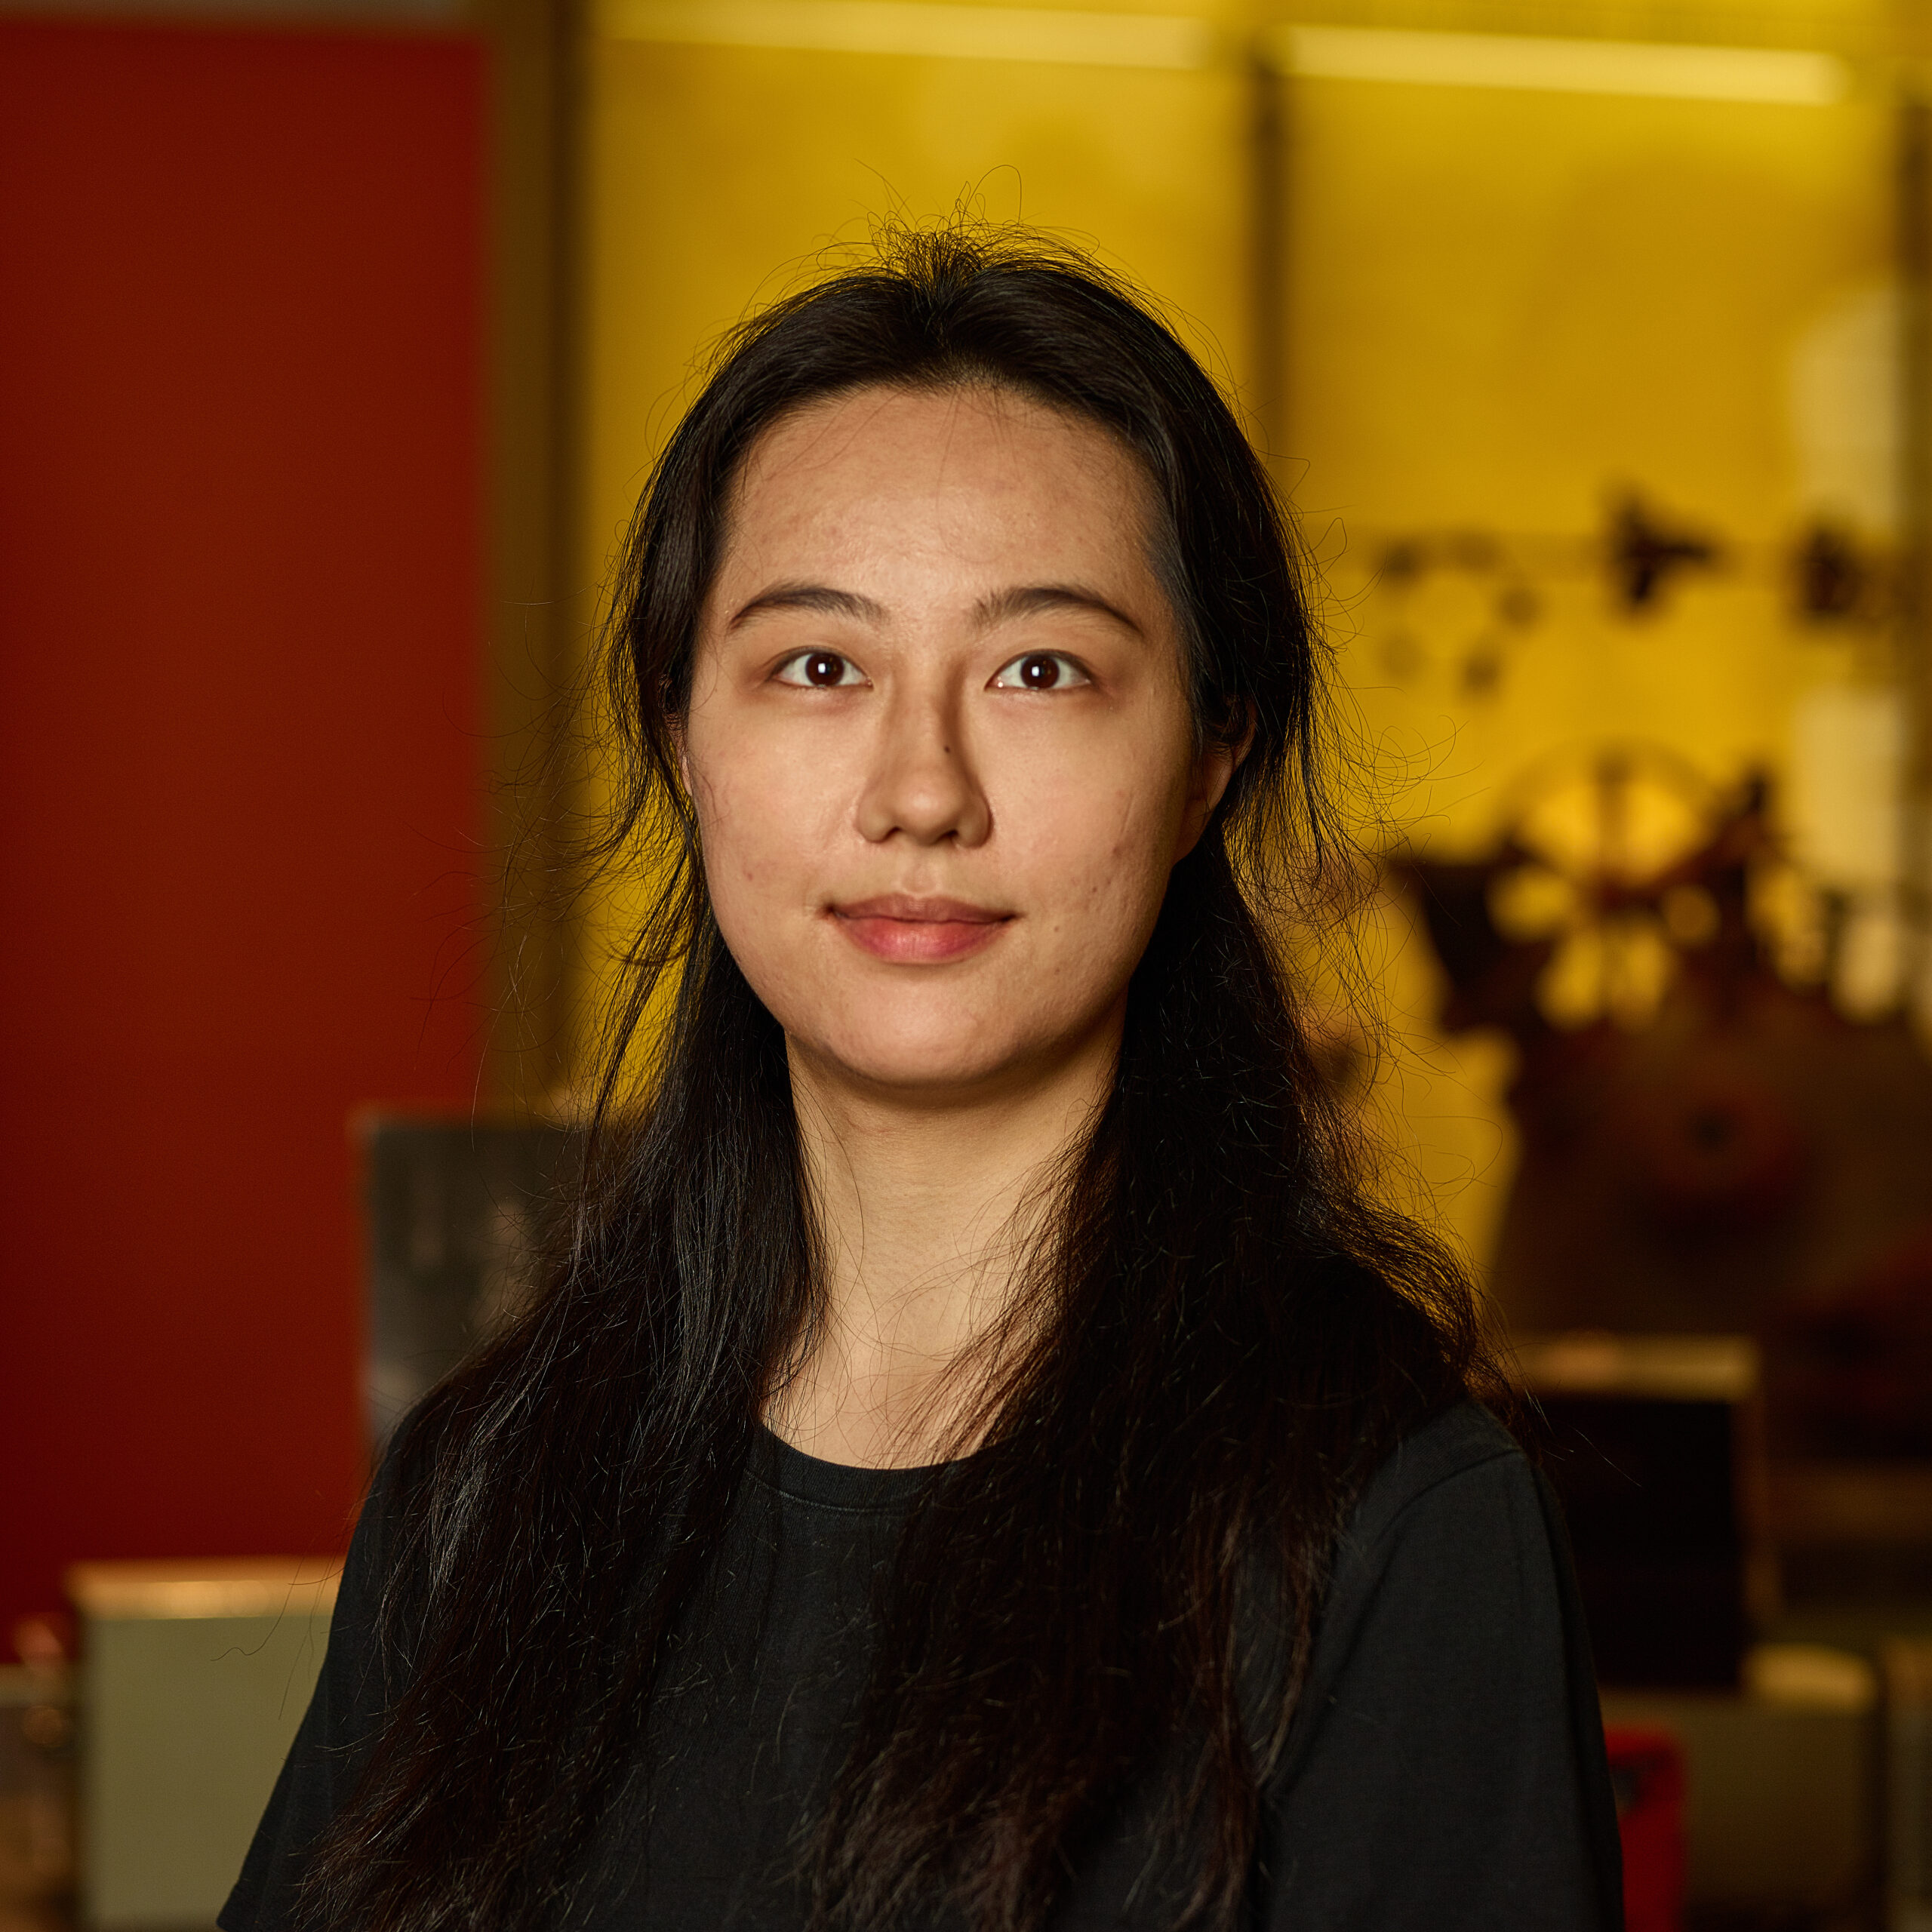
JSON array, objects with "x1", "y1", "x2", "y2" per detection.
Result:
[
  {"x1": 726, "y1": 582, "x2": 1143, "y2": 635},
  {"x1": 972, "y1": 584, "x2": 1143, "y2": 637},
  {"x1": 728, "y1": 583, "x2": 887, "y2": 630}
]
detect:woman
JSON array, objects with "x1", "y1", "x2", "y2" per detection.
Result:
[{"x1": 226, "y1": 227, "x2": 1621, "y2": 1932}]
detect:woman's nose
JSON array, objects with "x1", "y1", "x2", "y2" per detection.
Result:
[{"x1": 853, "y1": 694, "x2": 992, "y2": 848}]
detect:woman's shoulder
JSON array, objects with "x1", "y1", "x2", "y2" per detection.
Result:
[
  {"x1": 1342, "y1": 1399, "x2": 1528, "y2": 1555},
  {"x1": 327, "y1": 1407, "x2": 443, "y2": 1669},
  {"x1": 218, "y1": 1426, "x2": 425, "y2": 1931},
  {"x1": 1303, "y1": 1397, "x2": 1584, "y2": 1731},
  {"x1": 1272, "y1": 1404, "x2": 1622, "y2": 1928},
  {"x1": 1313, "y1": 1397, "x2": 1561, "y2": 1642}
]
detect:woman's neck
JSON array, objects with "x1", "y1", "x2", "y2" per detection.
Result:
[{"x1": 766, "y1": 1023, "x2": 1118, "y2": 1469}]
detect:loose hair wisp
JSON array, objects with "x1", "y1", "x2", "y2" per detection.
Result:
[{"x1": 299, "y1": 226, "x2": 1486, "y2": 1932}]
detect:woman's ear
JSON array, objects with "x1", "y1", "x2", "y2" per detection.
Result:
[{"x1": 1172, "y1": 706, "x2": 1255, "y2": 865}]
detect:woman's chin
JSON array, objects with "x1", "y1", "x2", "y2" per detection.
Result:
[
  {"x1": 788, "y1": 1023, "x2": 1069, "y2": 1104},
  {"x1": 808, "y1": 1048, "x2": 1029, "y2": 1101}
]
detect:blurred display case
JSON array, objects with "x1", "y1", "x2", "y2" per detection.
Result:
[
  {"x1": 361, "y1": 1114, "x2": 583, "y2": 1450},
  {"x1": 1522, "y1": 1331, "x2": 1885, "y2": 1922},
  {"x1": 1521, "y1": 1330, "x2": 1769, "y2": 1688}
]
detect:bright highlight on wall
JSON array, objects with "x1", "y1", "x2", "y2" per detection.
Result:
[
  {"x1": 1268, "y1": 25, "x2": 1850, "y2": 106},
  {"x1": 600, "y1": 0, "x2": 1216, "y2": 70},
  {"x1": 598, "y1": 2, "x2": 1852, "y2": 109}
]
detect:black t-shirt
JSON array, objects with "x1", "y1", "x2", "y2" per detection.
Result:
[{"x1": 223, "y1": 1402, "x2": 1623, "y2": 1930}]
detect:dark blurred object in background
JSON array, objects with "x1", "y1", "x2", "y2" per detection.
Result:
[
  {"x1": 363, "y1": 1116, "x2": 584, "y2": 1451},
  {"x1": 1398, "y1": 760, "x2": 1932, "y2": 1609},
  {"x1": 0, "y1": 1617, "x2": 73, "y2": 1932},
  {"x1": 1521, "y1": 1334, "x2": 1765, "y2": 1689}
]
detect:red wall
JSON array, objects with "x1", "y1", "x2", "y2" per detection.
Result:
[{"x1": 0, "y1": 21, "x2": 485, "y2": 1632}]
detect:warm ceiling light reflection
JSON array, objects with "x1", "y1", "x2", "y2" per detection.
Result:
[
  {"x1": 1269, "y1": 26, "x2": 1850, "y2": 106},
  {"x1": 598, "y1": 0, "x2": 1218, "y2": 70}
]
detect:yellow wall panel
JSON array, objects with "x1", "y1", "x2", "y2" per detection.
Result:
[
  {"x1": 1286, "y1": 82, "x2": 1890, "y2": 536},
  {"x1": 584, "y1": 39, "x2": 1254, "y2": 571}
]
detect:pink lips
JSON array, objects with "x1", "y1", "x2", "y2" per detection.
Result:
[{"x1": 830, "y1": 894, "x2": 1014, "y2": 963}]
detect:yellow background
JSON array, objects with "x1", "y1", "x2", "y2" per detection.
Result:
[{"x1": 573, "y1": 0, "x2": 1906, "y2": 1277}]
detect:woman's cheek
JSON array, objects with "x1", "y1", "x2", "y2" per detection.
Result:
[{"x1": 701, "y1": 755, "x2": 810, "y2": 894}]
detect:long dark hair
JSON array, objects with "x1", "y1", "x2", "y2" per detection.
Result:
[{"x1": 301, "y1": 225, "x2": 1487, "y2": 1932}]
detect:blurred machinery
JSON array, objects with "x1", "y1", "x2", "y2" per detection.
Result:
[
  {"x1": 1363, "y1": 493, "x2": 1897, "y2": 704},
  {"x1": 1404, "y1": 747, "x2": 1932, "y2": 1924},
  {"x1": 1399, "y1": 755, "x2": 1932, "y2": 1518}
]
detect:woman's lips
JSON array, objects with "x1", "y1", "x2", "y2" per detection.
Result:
[{"x1": 829, "y1": 895, "x2": 1014, "y2": 963}]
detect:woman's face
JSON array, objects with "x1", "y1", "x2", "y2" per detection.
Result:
[{"x1": 682, "y1": 383, "x2": 1238, "y2": 1101}]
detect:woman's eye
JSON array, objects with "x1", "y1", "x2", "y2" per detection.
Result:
[
  {"x1": 774, "y1": 650, "x2": 866, "y2": 688},
  {"x1": 989, "y1": 652, "x2": 1091, "y2": 692}
]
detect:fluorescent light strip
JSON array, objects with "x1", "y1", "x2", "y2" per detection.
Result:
[
  {"x1": 599, "y1": 0, "x2": 1219, "y2": 70},
  {"x1": 1269, "y1": 24, "x2": 1850, "y2": 106}
]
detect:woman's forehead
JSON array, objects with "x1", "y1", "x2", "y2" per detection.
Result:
[
  {"x1": 715, "y1": 385, "x2": 1159, "y2": 587},
  {"x1": 733, "y1": 385, "x2": 1146, "y2": 508}
]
